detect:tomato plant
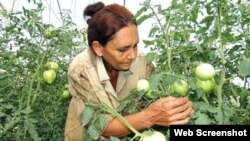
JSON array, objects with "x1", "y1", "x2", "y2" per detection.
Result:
[
  {"x1": 195, "y1": 63, "x2": 216, "y2": 81},
  {"x1": 0, "y1": 1, "x2": 87, "y2": 140},
  {"x1": 136, "y1": 0, "x2": 250, "y2": 128},
  {"x1": 172, "y1": 79, "x2": 189, "y2": 96},
  {"x1": 1, "y1": 0, "x2": 250, "y2": 141}
]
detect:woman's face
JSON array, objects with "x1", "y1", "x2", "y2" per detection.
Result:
[{"x1": 100, "y1": 24, "x2": 139, "y2": 71}]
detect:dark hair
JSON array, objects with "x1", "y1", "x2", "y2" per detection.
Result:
[{"x1": 83, "y1": 2, "x2": 137, "y2": 47}]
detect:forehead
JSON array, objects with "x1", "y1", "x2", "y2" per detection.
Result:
[{"x1": 110, "y1": 24, "x2": 139, "y2": 47}]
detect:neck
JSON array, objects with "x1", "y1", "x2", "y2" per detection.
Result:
[
  {"x1": 103, "y1": 58, "x2": 118, "y2": 74},
  {"x1": 102, "y1": 58, "x2": 119, "y2": 90}
]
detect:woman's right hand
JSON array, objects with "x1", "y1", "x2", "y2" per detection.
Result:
[{"x1": 141, "y1": 96, "x2": 194, "y2": 127}]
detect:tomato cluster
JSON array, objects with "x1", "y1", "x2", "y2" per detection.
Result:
[
  {"x1": 42, "y1": 62, "x2": 71, "y2": 100},
  {"x1": 136, "y1": 79, "x2": 154, "y2": 98},
  {"x1": 43, "y1": 28, "x2": 52, "y2": 39},
  {"x1": 195, "y1": 63, "x2": 216, "y2": 93},
  {"x1": 43, "y1": 61, "x2": 58, "y2": 84}
]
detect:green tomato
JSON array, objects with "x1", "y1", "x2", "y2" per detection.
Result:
[
  {"x1": 43, "y1": 69, "x2": 56, "y2": 84},
  {"x1": 43, "y1": 29, "x2": 52, "y2": 39},
  {"x1": 61, "y1": 90, "x2": 70, "y2": 100},
  {"x1": 136, "y1": 79, "x2": 150, "y2": 92},
  {"x1": 173, "y1": 79, "x2": 189, "y2": 96},
  {"x1": 141, "y1": 131, "x2": 166, "y2": 141},
  {"x1": 46, "y1": 61, "x2": 59, "y2": 70},
  {"x1": 144, "y1": 90, "x2": 155, "y2": 99},
  {"x1": 196, "y1": 79, "x2": 215, "y2": 93},
  {"x1": 195, "y1": 63, "x2": 215, "y2": 80}
]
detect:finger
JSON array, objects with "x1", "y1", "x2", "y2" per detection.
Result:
[
  {"x1": 158, "y1": 96, "x2": 177, "y2": 103},
  {"x1": 157, "y1": 117, "x2": 191, "y2": 126},
  {"x1": 164, "y1": 101, "x2": 190, "y2": 117},
  {"x1": 188, "y1": 101, "x2": 195, "y2": 116},
  {"x1": 167, "y1": 105, "x2": 193, "y2": 121},
  {"x1": 169, "y1": 117, "x2": 191, "y2": 125},
  {"x1": 162, "y1": 98, "x2": 190, "y2": 114},
  {"x1": 151, "y1": 96, "x2": 177, "y2": 107},
  {"x1": 166, "y1": 97, "x2": 189, "y2": 109}
]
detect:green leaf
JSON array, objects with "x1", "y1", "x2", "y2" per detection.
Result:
[
  {"x1": 161, "y1": 74, "x2": 177, "y2": 85},
  {"x1": 142, "y1": 0, "x2": 151, "y2": 7},
  {"x1": 25, "y1": 119, "x2": 41, "y2": 141},
  {"x1": 136, "y1": 13, "x2": 153, "y2": 25},
  {"x1": 191, "y1": 7, "x2": 199, "y2": 23},
  {"x1": 117, "y1": 100, "x2": 130, "y2": 112},
  {"x1": 135, "y1": 7, "x2": 147, "y2": 18},
  {"x1": 87, "y1": 124, "x2": 99, "y2": 140},
  {"x1": 238, "y1": 58, "x2": 250, "y2": 77},
  {"x1": 0, "y1": 68, "x2": 7, "y2": 79},
  {"x1": 215, "y1": 110, "x2": 224, "y2": 123},
  {"x1": 82, "y1": 104, "x2": 95, "y2": 126},
  {"x1": 228, "y1": 45, "x2": 241, "y2": 54},
  {"x1": 194, "y1": 113, "x2": 211, "y2": 124},
  {"x1": 3, "y1": 104, "x2": 14, "y2": 110},
  {"x1": 196, "y1": 88, "x2": 205, "y2": 99},
  {"x1": 21, "y1": 108, "x2": 33, "y2": 114},
  {"x1": 148, "y1": 26, "x2": 159, "y2": 37},
  {"x1": 149, "y1": 73, "x2": 164, "y2": 89},
  {"x1": 94, "y1": 116, "x2": 107, "y2": 132},
  {"x1": 110, "y1": 136, "x2": 120, "y2": 141},
  {"x1": 143, "y1": 40, "x2": 155, "y2": 46},
  {"x1": 146, "y1": 53, "x2": 156, "y2": 64}
]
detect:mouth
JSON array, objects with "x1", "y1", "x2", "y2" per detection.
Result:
[
  {"x1": 123, "y1": 62, "x2": 133, "y2": 66},
  {"x1": 124, "y1": 60, "x2": 135, "y2": 65}
]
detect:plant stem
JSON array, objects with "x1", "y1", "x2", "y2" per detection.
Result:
[
  {"x1": 26, "y1": 45, "x2": 47, "y2": 108},
  {"x1": 149, "y1": 5, "x2": 167, "y2": 37},
  {"x1": 101, "y1": 102, "x2": 141, "y2": 137},
  {"x1": 202, "y1": 95, "x2": 209, "y2": 105},
  {"x1": 149, "y1": 5, "x2": 173, "y2": 72},
  {"x1": 167, "y1": 35, "x2": 172, "y2": 72},
  {"x1": 216, "y1": 4, "x2": 225, "y2": 123}
]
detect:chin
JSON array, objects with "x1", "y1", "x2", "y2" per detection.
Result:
[
  {"x1": 116, "y1": 64, "x2": 132, "y2": 71},
  {"x1": 117, "y1": 68, "x2": 129, "y2": 71},
  {"x1": 119, "y1": 66, "x2": 131, "y2": 71}
]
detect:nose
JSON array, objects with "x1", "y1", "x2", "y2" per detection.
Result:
[{"x1": 127, "y1": 47, "x2": 137, "y2": 60}]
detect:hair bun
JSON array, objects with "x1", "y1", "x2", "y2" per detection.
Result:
[{"x1": 84, "y1": 2, "x2": 105, "y2": 17}]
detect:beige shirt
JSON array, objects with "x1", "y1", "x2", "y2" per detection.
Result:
[{"x1": 64, "y1": 48, "x2": 154, "y2": 141}]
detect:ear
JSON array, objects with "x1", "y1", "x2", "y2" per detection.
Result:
[{"x1": 92, "y1": 41, "x2": 103, "y2": 56}]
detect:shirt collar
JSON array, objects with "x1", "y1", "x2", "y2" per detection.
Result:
[{"x1": 96, "y1": 56, "x2": 109, "y2": 84}]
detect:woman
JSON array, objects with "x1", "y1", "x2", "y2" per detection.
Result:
[{"x1": 64, "y1": 2, "x2": 193, "y2": 141}]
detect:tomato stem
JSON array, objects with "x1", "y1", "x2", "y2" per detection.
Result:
[
  {"x1": 216, "y1": 4, "x2": 226, "y2": 123},
  {"x1": 26, "y1": 46, "x2": 47, "y2": 109},
  {"x1": 149, "y1": 5, "x2": 173, "y2": 72},
  {"x1": 100, "y1": 102, "x2": 141, "y2": 137},
  {"x1": 202, "y1": 95, "x2": 209, "y2": 105}
]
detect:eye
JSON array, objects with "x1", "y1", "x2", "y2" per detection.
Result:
[
  {"x1": 133, "y1": 44, "x2": 138, "y2": 48},
  {"x1": 118, "y1": 47, "x2": 129, "y2": 52}
]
